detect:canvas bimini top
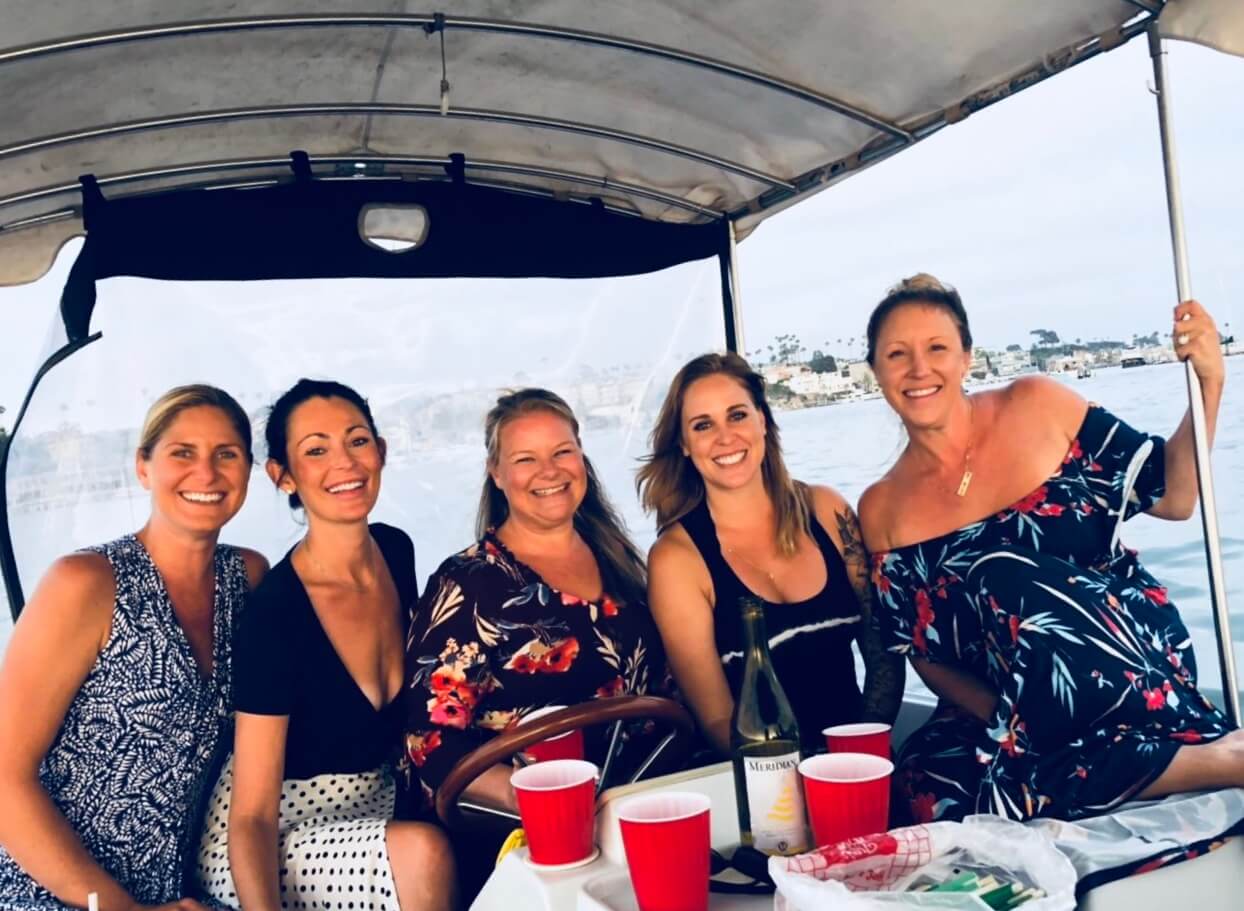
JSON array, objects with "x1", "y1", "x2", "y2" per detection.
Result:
[{"x1": 1, "y1": 0, "x2": 1239, "y2": 287}]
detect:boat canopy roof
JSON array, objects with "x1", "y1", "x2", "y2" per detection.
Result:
[{"x1": 1, "y1": 1, "x2": 1241, "y2": 288}]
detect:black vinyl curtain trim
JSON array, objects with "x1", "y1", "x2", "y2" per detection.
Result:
[
  {"x1": 0, "y1": 334, "x2": 104, "y2": 617},
  {"x1": 60, "y1": 171, "x2": 728, "y2": 341}
]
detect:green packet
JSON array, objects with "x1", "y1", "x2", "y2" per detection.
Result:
[{"x1": 916, "y1": 871, "x2": 1044, "y2": 907}]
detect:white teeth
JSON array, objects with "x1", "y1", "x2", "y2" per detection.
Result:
[
  {"x1": 328, "y1": 481, "x2": 365, "y2": 493},
  {"x1": 713, "y1": 451, "x2": 746, "y2": 466},
  {"x1": 905, "y1": 387, "x2": 939, "y2": 398},
  {"x1": 181, "y1": 492, "x2": 224, "y2": 503},
  {"x1": 532, "y1": 483, "x2": 569, "y2": 497}
]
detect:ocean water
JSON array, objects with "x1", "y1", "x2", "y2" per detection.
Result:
[
  {"x1": 775, "y1": 359, "x2": 1244, "y2": 702},
  {"x1": 2, "y1": 358, "x2": 1241, "y2": 700}
]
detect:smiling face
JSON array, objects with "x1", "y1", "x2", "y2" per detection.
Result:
[
  {"x1": 680, "y1": 372, "x2": 767, "y2": 492},
  {"x1": 136, "y1": 405, "x2": 250, "y2": 536},
  {"x1": 872, "y1": 302, "x2": 973, "y2": 428},
  {"x1": 269, "y1": 395, "x2": 384, "y2": 525},
  {"x1": 490, "y1": 410, "x2": 588, "y2": 531}
]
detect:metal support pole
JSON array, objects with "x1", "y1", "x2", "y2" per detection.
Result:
[
  {"x1": 1148, "y1": 25, "x2": 1240, "y2": 726},
  {"x1": 718, "y1": 220, "x2": 746, "y2": 355}
]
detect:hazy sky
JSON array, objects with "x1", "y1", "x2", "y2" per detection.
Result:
[
  {"x1": 736, "y1": 38, "x2": 1244, "y2": 360},
  {"x1": 2, "y1": 36, "x2": 1242, "y2": 420}
]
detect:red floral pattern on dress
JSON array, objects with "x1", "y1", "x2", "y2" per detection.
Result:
[
  {"x1": 404, "y1": 531, "x2": 666, "y2": 791},
  {"x1": 406, "y1": 731, "x2": 442, "y2": 767},
  {"x1": 1006, "y1": 485, "x2": 1065, "y2": 519},
  {"x1": 911, "y1": 792, "x2": 938, "y2": 823},
  {"x1": 912, "y1": 589, "x2": 936, "y2": 654},
  {"x1": 596, "y1": 676, "x2": 625, "y2": 699},
  {"x1": 1144, "y1": 586, "x2": 1169, "y2": 606},
  {"x1": 504, "y1": 636, "x2": 581, "y2": 674},
  {"x1": 872, "y1": 406, "x2": 1229, "y2": 825}
]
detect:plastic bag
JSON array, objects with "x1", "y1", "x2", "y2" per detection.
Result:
[{"x1": 769, "y1": 816, "x2": 1076, "y2": 910}]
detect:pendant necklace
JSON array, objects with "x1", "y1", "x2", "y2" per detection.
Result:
[
  {"x1": 955, "y1": 396, "x2": 975, "y2": 497},
  {"x1": 723, "y1": 541, "x2": 779, "y2": 588}
]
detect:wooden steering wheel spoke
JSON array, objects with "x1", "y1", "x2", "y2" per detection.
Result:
[{"x1": 434, "y1": 695, "x2": 694, "y2": 829}]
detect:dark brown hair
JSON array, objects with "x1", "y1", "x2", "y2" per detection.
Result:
[{"x1": 264, "y1": 379, "x2": 381, "y2": 511}]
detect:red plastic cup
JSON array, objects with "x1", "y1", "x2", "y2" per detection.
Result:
[
  {"x1": 822, "y1": 722, "x2": 892, "y2": 759},
  {"x1": 511, "y1": 759, "x2": 598, "y2": 866},
  {"x1": 617, "y1": 792, "x2": 711, "y2": 911},
  {"x1": 518, "y1": 705, "x2": 586, "y2": 762},
  {"x1": 799, "y1": 753, "x2": 893, "y2": 848}
]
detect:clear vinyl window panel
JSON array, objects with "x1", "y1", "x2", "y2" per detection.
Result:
[{"x1": 5, "y1": 261, "x2": 725, "y2": 613}]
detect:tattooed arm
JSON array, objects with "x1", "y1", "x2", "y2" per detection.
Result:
[{"x1": 811, "y1": 486, "x2": 906, "y2": 724}]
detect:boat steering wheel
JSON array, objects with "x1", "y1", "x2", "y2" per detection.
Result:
[{"x1": 434, "y1": 695, "x2": 696, "y2": 830}]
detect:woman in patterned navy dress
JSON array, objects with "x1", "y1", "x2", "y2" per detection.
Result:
[
  {"x1": 858, "y1": 275, "x2": 1242, "y2": 823},
  {"x1": 0, "y1": 386, "x2": 266, "y2": 911}
]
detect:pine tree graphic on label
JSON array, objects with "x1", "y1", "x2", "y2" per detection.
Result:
[{"x1": 768, "y1": 779, "x2": 799, "y2": 823}]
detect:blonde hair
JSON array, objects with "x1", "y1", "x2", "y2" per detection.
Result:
[
  {"x1": 636, "y1": 352, "x2": 810, "y2": 556},
  {"x1": 478, "y1": 388, "x2": 647, "y2": 606},
  {"x1": 138, "y1": 384, "x2": 253, "y2": 462}
]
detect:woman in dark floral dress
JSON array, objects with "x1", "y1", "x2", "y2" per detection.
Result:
[
  {"x1": 858, "y1": 274, "x2": 1241, "y2": 824},
  {"x1": 404, "y1": 389, "x2": 668, "y2": 809}
]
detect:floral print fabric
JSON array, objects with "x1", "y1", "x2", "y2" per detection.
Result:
[
  {"x1": 403, "y1": 532, "x2": 668, "y2": 792},
  {"x1": 872, "y1": 405, "x2": 1230, "y2": 823}
]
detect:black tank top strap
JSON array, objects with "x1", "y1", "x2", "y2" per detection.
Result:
[
  {"x1": 807, "y1": 509, "x2": 854, "y2": 602},
  {"x1": 678, "y1": 497, "x2": 748, "y2": 607}
]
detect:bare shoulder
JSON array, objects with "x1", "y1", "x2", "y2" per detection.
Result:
[
  {"x1": 647, "y1": 524, "x2": 712, "y2": 613},
  {"x1": 237, "y1": 547, "x2": 270, "y2": 591},
  {"x1": 807, "y1": 483, "x2": 858, "y2": 543},
  {"x1": 35, "y1": 551, "x2": 115, "y2": 605},
  {"x1": 807, "y1": 483, "x2": 850, "y2": 520},
  {"x1": 1004, "y1": 375, "x2": 1086, "y2": 437},
  {"x1": 20, "y1": 551, "x2": 116, "y2": 642},
  {"x1": 647, "y1": 524, "x2": 702, "y2": 576},
  {"x1": 857, "y1": 478, "x2": 897, "y2": 552}
]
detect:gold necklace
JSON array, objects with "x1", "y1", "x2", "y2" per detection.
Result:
[
  {"x1": 955, "y1": 396, "x2": 975, "y2": 497},
  {"x1": 722, "y1": 540, "x2": 779, "y2": 586},
  {"x1": 926, "y1": 396, "x2": 974, "y2": 498}
]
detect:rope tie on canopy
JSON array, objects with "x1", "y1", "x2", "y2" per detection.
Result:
[{"x1": 424, "y1": 12, "x2": 452, "y2": 116}]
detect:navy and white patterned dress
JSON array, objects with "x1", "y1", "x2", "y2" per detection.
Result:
[
  {"x1": 872, "y1": 406, "x2": 1230, "y2": 823},
  {"x1": 0, "y1": 535, "x2": 248, "y2": 910}
]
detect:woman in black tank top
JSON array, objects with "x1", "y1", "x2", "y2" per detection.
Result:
[{"x1": 638, "y1": 353, "x2": 904, "y2": 755}]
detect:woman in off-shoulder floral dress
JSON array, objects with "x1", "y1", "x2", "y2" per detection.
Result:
[
  {"x1": 857, "y1": 274, "x2": 1238, "y2": 826},
  {"x1": 872, "y1": 404, "x2": 1230, "y2": 822}
]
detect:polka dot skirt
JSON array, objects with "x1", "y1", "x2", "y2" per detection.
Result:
[{"x1": 196, "y1": 755, "x2": 400, "y2": 911}]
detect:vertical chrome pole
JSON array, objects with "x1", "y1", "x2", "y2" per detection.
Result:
[
  {"x1": 1149, "y1": 25, "x2": 1240, "y2": 726},
  {"x1": 726, "y1": 220, "x2": 746, "y2": 354}
]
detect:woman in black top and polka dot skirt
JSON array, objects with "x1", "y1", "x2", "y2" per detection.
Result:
[{"x1": 196, "y1": 381, "x2": 454, "y2": 911}]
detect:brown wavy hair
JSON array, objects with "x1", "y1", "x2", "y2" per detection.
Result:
[
  {"x1": 636, "y1": 353, "x2": 810, "y2": 556},
  {"x1": 477, "y1": 388, "x2": 647, "y2": 607}
]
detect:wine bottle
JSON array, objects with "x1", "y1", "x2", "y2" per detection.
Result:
[{"x1": 730, "y1": 596, "x2": 807, "y2": 856}]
